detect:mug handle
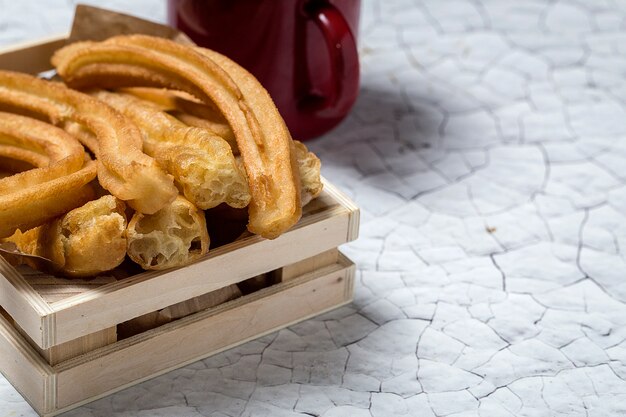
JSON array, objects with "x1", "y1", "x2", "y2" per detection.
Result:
[{"x1": 300, "y1": 1, "x2": 360, "y2": 116}]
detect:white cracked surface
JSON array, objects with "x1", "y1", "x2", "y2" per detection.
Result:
[{"x1": 2, "y1": 0, "x2": 626, "y2": 416}]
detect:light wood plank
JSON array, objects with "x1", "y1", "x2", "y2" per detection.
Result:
[
  {"x1": 24, "y1": 274, "x2": 118, "y2": 304},
  {"x1": 118, "y1": 284, "x2": 241, "y2": 339},
  {"x1": 321, "y1": 180, "x2": 360, "y2": 241},
  {"x1": 32, "y1": 328, "x2": 117, "y2": 367},
  {"x1": 279, "y1": 249, "x2": 339, "y2": 282},
  {"x1": 0, "y1": 313, "x2": 55, "y2": 416},
  {"x1": 0, "y1": 258, "x2": 52, "y2": 349}
]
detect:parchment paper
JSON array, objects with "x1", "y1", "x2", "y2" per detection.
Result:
[{"x1": 68, "y1": 4, "x2": 195, "y2": 45}]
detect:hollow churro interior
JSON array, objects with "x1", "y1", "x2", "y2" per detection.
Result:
[
  {"x1": 294, "y1": 141, "x2": 323, "y2": 206},
  {"x1": 127, "y1": 196, "x2": 209, "y2": 270},
  {"x1": 90, "y1": 90, "x2": 250, "y2": 210},
  {"x1": 164, "y1": 142, "x2": 250, "y2": 209},
  {"x1": 57, "y1": 195, "x2": 127, "y2": 277}
]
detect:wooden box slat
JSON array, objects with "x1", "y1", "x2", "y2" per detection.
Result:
[
  {"x1": 25, "y1": 327, "x2": 117, "y2": 367},
  {"x1": 21, "y1": 273, "x2": 118, "y2": 304},
  {"x1": 0, "y1": 312, "x2": 55, "y2": 415}
]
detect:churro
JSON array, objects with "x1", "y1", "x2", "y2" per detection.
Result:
[
  {"x1": 53, "y1": 35, "x2": 301, "y2": 239},
  {"x1": 119, "y1": 87, "x2": 236, "y2": 149},
  {"x1": 5, "y1": 195, "x2": 127, "y2": 277},
  {"x1": 91, "y1": 90, "x2": 250, "y2": 209},
  {"x1": 0, "y1": 112, "x2": 96, "y2": 238},
  {"x1": 123, "y1": 88, "x2": 323, "y2": 206},
  {"x1": 0, "y1": 70, "x2": 177, "y2": 214}
]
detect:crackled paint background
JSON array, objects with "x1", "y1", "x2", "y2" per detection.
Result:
[{"x1": 3, "y1": 0, "x2": 626, "y2": 416}]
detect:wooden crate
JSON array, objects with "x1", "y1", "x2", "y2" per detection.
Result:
[
  {"x1": 0, "y1": 182, "x2": 358, "y2": 416},
  {"x1": 0, "y1": 180, "x2": 358, "y2": 350},
  {"x1": 0, "y1": 253, "x2": 355, "y2": 416},
  {"x1": 0, "y1": 35, "x2": 360, "y2": 416}
]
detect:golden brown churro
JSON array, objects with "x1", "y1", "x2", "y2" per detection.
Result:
[
  {"x1": 0, "y1": 113, "x2": 85, "y2": 190},
  {"x1": 0, "y1": 70, "x2": 177, "y2": 214},
  {"x1": 119, "y1": 87, "x2": 237, "y2": 149},
  {"x1": 0, "y1": 112, "x2": 96, "y2": 238},
  {"x1": 126, "y1": 195, "x2": 209, "y2": 270},
  {"x1": 91, "y1": 90, "x2": 250, "y2": 209},
  {"x1": 123, "y1": 88, "x2": 323, "y2": 206},
  {"x1": 0, "y1": 163, "x2": 96, "y2": 239},
  {"x1": 5, "y1": 195, "x2": 127, "y2": 277},
  {"x1": 53, "y1": 35, "x2": 301, "y2": 239}
]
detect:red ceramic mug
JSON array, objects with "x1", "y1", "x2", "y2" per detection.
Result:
[{"x1": 167, "y1": 0, "x2": 360, "y2": 140}]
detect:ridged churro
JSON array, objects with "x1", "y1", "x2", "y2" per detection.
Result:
[
  {"x1": 0, "y1": 112, "x2": 96, "y2": 238},
  {"x1": 0, "y1": 70, "x2": 177, "y2": 214},
  {"x1": 53, "y1": 35, "x2": 301, "y2": 239},
  {"x1": 91, "y1": 90, "x2": 250, "y2": 209},
  {"x1": 118, "y1": 88, "x2": 323, "y2": 207},
  {"x1": 5, "y1": 195, "x2": 127, "y2": 277},
  {"x1": 119, "y1": 87, "x2": 236, "y2": 149}
]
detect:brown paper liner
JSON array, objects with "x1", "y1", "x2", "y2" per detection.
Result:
[{"x1": 68, "y1": 4, "x2": 195, "y2": 45}]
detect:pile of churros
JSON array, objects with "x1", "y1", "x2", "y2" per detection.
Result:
[{"x1": 0, "y1": 34, "x2": 322, "y2": 277}]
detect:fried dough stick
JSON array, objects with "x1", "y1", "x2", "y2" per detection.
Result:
[
  {"x1": 5, "y1": 196, "x2": 127, "y2": 277},
  {"x1": 126, "y1": 195, "x2": 209, "y2": 270},
  {"x1": 119, "y1": 87, "x2": 236, "y2": 149},
  {"x1": 92, "y1": 90, "x2": 250, "y2": 209},
  {"x1": 0, "y1": 112, "x2": 96, "y2": 238},
  {"x1": 119, "y1": 88, "x2": 323, "y2": 205},
  {"x1": 53, "y1": 35, "x2": 301, "y2": 239},
  {"x1": 0, "y1": 70, "x2": 177, "y2": 214}
]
